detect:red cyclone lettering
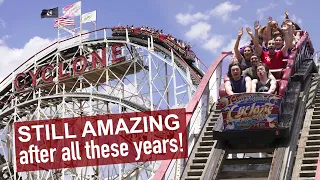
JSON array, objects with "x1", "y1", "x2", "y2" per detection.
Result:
[
  {"x1": 13, "y1": 47, "x2": 108, "y2": 89},
  {"x1": 29, "y1": 68, "x2": 42, "y2": 87},
  {"x1": 14, "y1": 73, "x2": 26, "y2": 91},
  {"x1": 91, "y1": 49, "x2": 106, "y2": 69},
  {"x1": 112, "y1": 44, "x2": 123, "y2": 63},
  {"x1": 58, "y1": 62, "x2": 70, "y2": 80},
  {"x1": 72, "y1": 56, "x2": 88, "y2": 74},
  {"x1": 41, "y1": 65, "x2": 54, "y2": 83}
]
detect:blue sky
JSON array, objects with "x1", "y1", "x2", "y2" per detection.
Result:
[{"x1": 0, "y1": 0, "x2": 316, "y2": 80}]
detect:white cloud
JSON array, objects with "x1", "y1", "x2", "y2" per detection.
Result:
[
  {"x1": 184, "y1": 22, "x2": 226, "y2": 54},
  {"x1": 285, "y1": 0, "x2": 293, "y2": 5},
  {"x1": 202, "y1": 35, "x2": 225, "y2": 53},
  {"x1": 222, "y1": 34, "x2": 251, "y2": 52},
  {"x1": 0, "y1": 37, "x2": 56, "y2": 82},
  {"x1": 175, "y1": 2, "x2": 246, "y2": 54},
  {"x1": 290, "y1": 14, "x2": 302, "y2": 24},
  {"x1": 176, "y1": 12, "x2": 210, "y2": 26},
  {"x1": 210, "y1": 1, "x2": 241, "y2": 22},
  {"x1": 185, "y1": 21, "x2": 211, "y2": 40},
  {"x1": 231, "y1": 17, "x2": 246, "y2": 25},
  {"x1": 221, "y1": 39, "x2": 237, "y2": 52},
  {"x1": 187, "y1": 4, "x2": 194, "y2": 12},
  {"x1": 0, "y1": 18, "x2": 5, "y2": 28},
  {"x1": 0, "y1": 0, "x2": 3, "y2": 5},
  {"x1": 1, "y1": 34, "x2": 12, "y2": 42},
  {"x1": 256, "y1": 3, "x2": 277, "y2": 20}
]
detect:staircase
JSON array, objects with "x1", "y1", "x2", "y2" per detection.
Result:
[
  {"x1": 292, "y1": 74, "x2": 320, "y2": 179},
  {"x1": 181, "y1": 105, "x2": 220, "y2": 180}
]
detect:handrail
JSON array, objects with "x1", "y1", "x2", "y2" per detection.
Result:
[
  {"x1": 153, "y1": 51, "x2": 232, "y2": 179},
  {"x1": 196, "y1": 56, "x2": 209, "y2": 69}
]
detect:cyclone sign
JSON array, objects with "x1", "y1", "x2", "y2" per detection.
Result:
[{"x1": 218, "y1": 93, "x2": 282, "y2": 131}]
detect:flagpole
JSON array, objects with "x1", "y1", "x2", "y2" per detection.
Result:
[
  {"x1": 79, "y1": 0, "x2": 82, "y2": 44},
  {"x1": 95, "y1": 12, "x2": 97, "y2": 39},
  {"x1": 58, "y1": 20, "x2": 60, "y2": 42},
  {"x1": 94, "y1": 22, "x2": 97, "y2": 39}
]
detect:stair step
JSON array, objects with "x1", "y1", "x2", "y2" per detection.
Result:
[
  {"x1": 192, "y1": 158, "x2": 207, "y2": 164},
  {"x1": 306, "y1": 139, "x2": 320, "y2": 146},
  {"x1": 313, "y1": 103, "x2": 320, "y2": 107},
  {"x1": 206, "y1": 126, "x2": 214, "y2": 131},
  {"x1": 301, "y1": 164, "x2": 317, "y2": 171},
  {"x1": 194, "y1": 152, "x2": 210, "y2": 157},
  {"x1": 202, "y1": 135, "x2": 214, "y2": 141},
  {"x1": 303, "y1": 151, "x2": 320, "y2": 158},
  {"x1": 187, "y1": 169, "x2": 203, "y2": 176},
  {"x1": 299, "y1": 170, "x2": 316, "y2": 177},
  {"x1": 208, "y1": 122, "x2": 216, "y2": 126},
  {"x1": 190, "y1": 164, "x2": 206, "y2": 169},
  {"x1": 199, "y1": 140, "x2": 215, "y2": 146},
  {"x1": 307, "y1": 134, "x2": 320, "y2": 140},
  {"x1": 309, "y1": 124, "x2": 320, "y2": 129},
  {"x1": 312, "y1": 115, "x2": 320, "y2": 119},
  {"x1": 313, "y1": 111, "x2": 320, "y2": 115},
  {"x1": 302, "y1": 157, "x2": 318, "y2": 164},
  {"x1": 212, "y1": 114, "x2": 220, "y2": 118},
  {"x1": 210, "y1": 118, "x2": 218, "y2": 122},
  {"x1": 184, "y1": 177, "x2": 200, "y2": 180},
  {"x1": 204, "y1": 131, "x2": 213, "y2": 136},
  {"x1": 311, "y1": 119, "x2": 320, "y2": 125},
  {"x1": 197, "y1": 146, "x2": 213, "y2": 152},
  {"x1": 304, "y1": 145, "x2": 320, "y2": 152},
  {"x1": 308, "y1": 129, "x2": 320, "y2": 134}
]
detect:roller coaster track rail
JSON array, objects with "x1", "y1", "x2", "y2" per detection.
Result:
[{"x1": 0, "y1": 27, "x2": 208, "y2": 93}]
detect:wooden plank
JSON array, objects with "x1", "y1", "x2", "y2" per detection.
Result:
[
  {"x1": 224, "y1": 158, "x2": 272, "y2": 165},
  {"x1": 219, "y1": 164, "x2": 270, "y2": 179},
  {"x1": 228, "y1": 148, "x2": 275, "y2": 154},
  {"x1": 220, "y1": 178, "x2": 268, "y2": 180}
]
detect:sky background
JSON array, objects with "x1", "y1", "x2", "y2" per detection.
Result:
[{"x1": 0, "y1": 0, "x2": 316, "y2": 81}]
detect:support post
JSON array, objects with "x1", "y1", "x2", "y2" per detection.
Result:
[
  {"x1": 148, "y1": 38, "x2": 154, "y2": 110},
  {"x1": 171, "y1": 50, "x2": 178, "y2": 106}
]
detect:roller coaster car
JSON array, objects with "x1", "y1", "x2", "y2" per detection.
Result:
[
  {"x1": 213, "y1": 61, "x2": 294, "y2": 148},
  {"x1": 111, "y1": 28, "x2": 196, "y2": 63}
]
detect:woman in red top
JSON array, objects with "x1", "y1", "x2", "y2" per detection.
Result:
[{"x1": 252, "y1": 20, "x2": 291, "y2": 69}]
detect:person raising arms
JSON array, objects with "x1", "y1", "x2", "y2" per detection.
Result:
[
  {"x1": 233, "y1": 27, "x2": 254, "y2": 70},
  {"x1": 253, "y1": 20, "x2": 291, "y2": 69}
]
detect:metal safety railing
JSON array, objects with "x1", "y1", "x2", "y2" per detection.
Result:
[{"x1": 152, "y1": 52, "x2": 232, "y2": 180}]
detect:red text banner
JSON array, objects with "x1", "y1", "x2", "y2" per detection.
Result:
[{"x1": 14, "y1": 108, "x2": 188, "y2": 172}]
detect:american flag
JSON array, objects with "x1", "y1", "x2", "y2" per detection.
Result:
[{"x1": 54, "y1": 17, "x2": 75, "y2": 28}]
